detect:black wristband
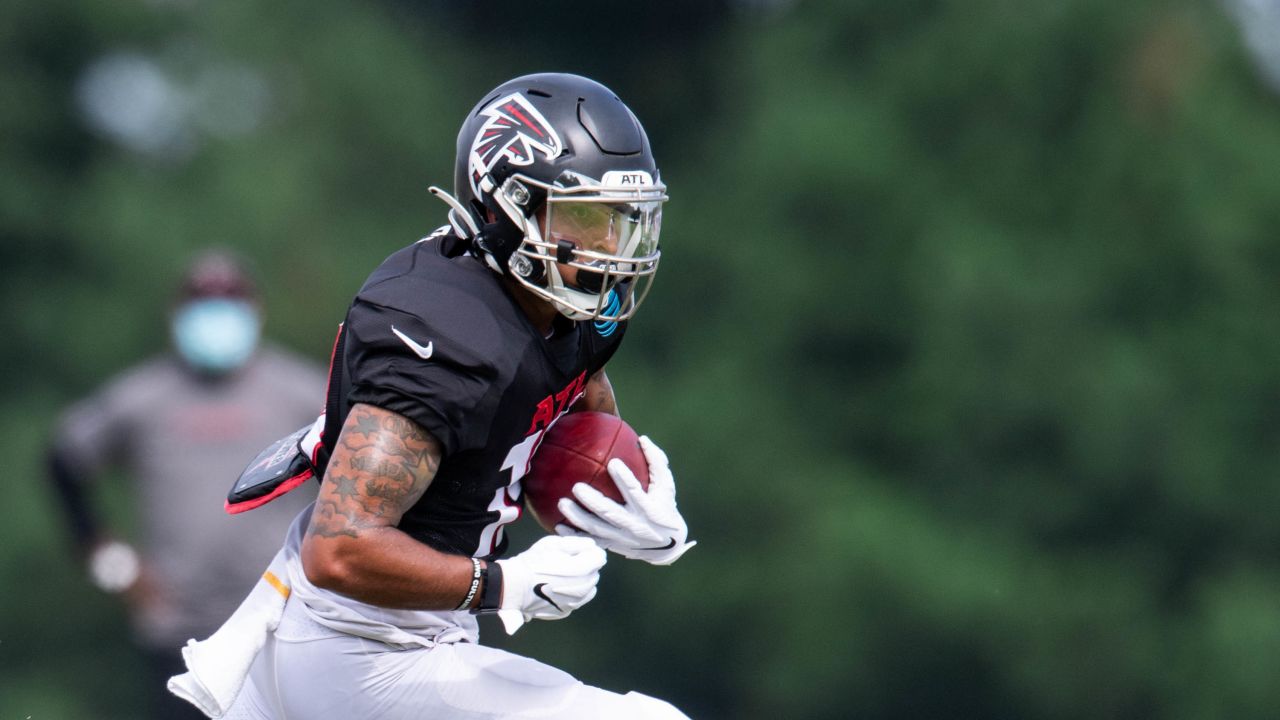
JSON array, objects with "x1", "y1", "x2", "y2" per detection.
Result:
[{"x1": 474, "y1": 560, "x2": 503, "y2": 615}]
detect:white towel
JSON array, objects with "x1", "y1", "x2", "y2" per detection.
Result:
[{"x1": 167, "y1": 546, "x2": 291, "y2": 718}]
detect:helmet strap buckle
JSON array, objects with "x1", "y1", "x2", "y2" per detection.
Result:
[
  {"x1": 510, "y1": 253, "x2": 538, "y2": 280},
  {"x1": 504, "y1": 180, "x2": 532, "y2": 207},
  {"x1": 555, "y1": 239, "x2": 575, "y2": 264}
]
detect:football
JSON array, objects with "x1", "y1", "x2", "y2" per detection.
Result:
[{"x1": 523, "y1": 411, "x2": 650, "y2": 533}]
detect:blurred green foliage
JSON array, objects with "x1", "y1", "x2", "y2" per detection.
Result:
[{"x1": 3, "y1": 0, "x2": 1279, "y2": 718}]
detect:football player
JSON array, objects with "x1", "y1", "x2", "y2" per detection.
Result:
[{"x1": 198, "y1": 73, "x2": 695, "y2": 719}]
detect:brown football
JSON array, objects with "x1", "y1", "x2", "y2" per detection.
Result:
[{"x1": 523, "y1": 412, "x2": 650, "y2": 533}]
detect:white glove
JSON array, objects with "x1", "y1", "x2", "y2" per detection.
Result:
[
  {"x1": 495, "y1": 535, "x2": 606, "y2": 635},
  {"x1": 556, "y1": 436, "x2": 696, "y2": 566},
  {"x1": 89, "y1": 540, "x2": 141, "y2": 593}
]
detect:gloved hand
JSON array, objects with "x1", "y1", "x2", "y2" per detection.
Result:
[
  {"x1": 495, "y1": 535, "x2": 606, "y2": 635},
  {"x1": 556, "y1": 436, "x2": 696, "y2": 566}
]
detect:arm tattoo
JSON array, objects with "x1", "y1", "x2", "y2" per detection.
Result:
[
  {"x1": 583, "y1": 370, "x2": 619, "y2": 416},
  {"x1": 308, "y1": 404, "x2": 442, "y2": 540}
]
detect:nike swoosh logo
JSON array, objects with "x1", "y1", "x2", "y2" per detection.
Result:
[
  {"x1": 391, "y1": 326, "x2": 433, "y2": 360},
  {"x1": 532, "y1": 583, "x2": 562, "y2": 611},
  {"x1": 641, "y1": 538, "x2": 677, "y2": 551}
]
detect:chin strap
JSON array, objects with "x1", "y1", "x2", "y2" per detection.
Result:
[
  {"x1": 428, "y1": 185, "x2": 530, "y2": 277},
  {"x1": 428, "y1": 186, "x2": 481, "y2": 239}
]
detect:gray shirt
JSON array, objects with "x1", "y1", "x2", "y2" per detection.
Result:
[{"x1": 54, "y1": 345, "x2": 326, "y2": 647}]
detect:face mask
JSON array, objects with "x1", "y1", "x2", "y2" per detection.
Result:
[{"x1": 171, "y1": 298, "x2": 261, "y2": 374}]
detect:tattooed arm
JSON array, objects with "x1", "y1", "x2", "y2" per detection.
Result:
[
  {"x1": 572, "y1": 369, "x2": 619, "y2": 416},
  {"x1": 300, "y1": 402, "x2": 479, "y2": 610}
]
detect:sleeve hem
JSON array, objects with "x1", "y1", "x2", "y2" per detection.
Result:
[{"x1": 346, "y1": 385, "x2": 459, "y2": 458}]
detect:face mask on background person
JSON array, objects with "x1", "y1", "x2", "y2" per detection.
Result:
[{"x1": 171, "y1": 298, "x2": 261, "y2": 374}]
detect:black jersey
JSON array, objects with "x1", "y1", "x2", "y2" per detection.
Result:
[{"x1": 318, "y1": 234, "x2": 626, "y2": 559}]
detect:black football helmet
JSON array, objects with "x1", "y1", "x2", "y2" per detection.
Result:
[{"x1": 430, "y1": 73, "x2": 666, "y2": 322}]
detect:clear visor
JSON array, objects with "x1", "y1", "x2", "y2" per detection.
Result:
[
  {"x1": 541, "y1": 199, "x2": 661, "y2": 292},
  {"x1": 506, "y1": 174, "x2": 666, "y2": 322}
]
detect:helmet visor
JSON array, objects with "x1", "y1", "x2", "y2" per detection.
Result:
[
  {"x1": 504, "y1": 172, "x2": 667, "y2": 322},
  {"x1": 543, "y1": 199, "x2": 661, "y2": 294}
]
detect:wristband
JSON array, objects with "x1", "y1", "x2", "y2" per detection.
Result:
[
  {"x1": 474, "y1": 560, "x2": 503, "y2": 615},
  {"x1": 455, "y1": 557, "x2": 482, "y2": 611}
]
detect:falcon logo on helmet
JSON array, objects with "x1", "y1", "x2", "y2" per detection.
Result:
[{"x1": 468, "y1": 93, "x2": 563, "y2": 196}]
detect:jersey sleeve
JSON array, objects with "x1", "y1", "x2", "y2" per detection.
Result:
[{"x1": 341, "y1": 299, "x2": 502, "y2": 456}]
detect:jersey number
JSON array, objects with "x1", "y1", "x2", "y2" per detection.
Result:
[
  {"x1": 475, "y1": 431, "x2": 542, "y2": 556},
  {"x1": 474, "y1": 377, "x2": 587, "y2": 556}
]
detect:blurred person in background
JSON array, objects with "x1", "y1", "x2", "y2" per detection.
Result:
[{"x1": 46, "y1": 249, "x2": 327, "y2": 719}]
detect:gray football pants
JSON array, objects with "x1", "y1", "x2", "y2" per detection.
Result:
[{"x1": 223, "y1": 607, "x2": 689, "y2": 719}]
